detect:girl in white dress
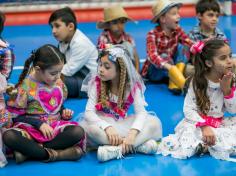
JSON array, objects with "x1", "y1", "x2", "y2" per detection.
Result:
[
  {"x1": 158, "y1": 39, "x2": 236, "y2": 162},
  {"x1": 80, "y1": 44, "x2": 162, "y2": 162}
]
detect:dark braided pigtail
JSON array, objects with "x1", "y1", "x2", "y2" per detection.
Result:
[{"x1": 15, "y1": 52, "x2": 35, "y2": 88}]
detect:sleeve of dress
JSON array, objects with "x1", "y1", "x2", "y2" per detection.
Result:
[
  {"x1": 223, "y1": 86, "x2": 236, "y2": 114},
  {"x1": 7, "y1": 83, "x2": 28, "y2": 117},
  {"x1": 183, "y1": 83, "x2": 205, "y2": 124},
  {"x1": 131, "y1": 88, "x2": 148, "y2": 131},
  {"x1": 84, "y1": 83, "x2": 111, "y2": 130}
]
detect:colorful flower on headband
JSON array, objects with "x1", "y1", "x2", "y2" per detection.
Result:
[{"x1": 190, "y1": 41, "x2": 205, "y2": 55}]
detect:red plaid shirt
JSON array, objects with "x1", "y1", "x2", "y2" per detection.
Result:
[
  {"x1": 141, "y1": 26, "x2": 193, "y2": 77},
  {"x1": 97, "y1": 30, "x2": 135, "y2": 48}
]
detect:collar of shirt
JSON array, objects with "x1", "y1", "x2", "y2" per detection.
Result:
[
  {"x1": 193, "y1": 25, "x2": 224, "y2": 38},
  {"x1": 106, "y1": 30, "x2": 126, "y2": 44},
  {"x1": 59, "y1": 29, "x2": 79, "y2": 53}
]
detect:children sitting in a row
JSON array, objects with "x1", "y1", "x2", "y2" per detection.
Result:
[
  {"x1": 2, "y1": 38, "x2": 236, "y2": 164},
  {"x1": 1, "y1": 0, "x2": 236, "y2": 166},
  {"x1": 48, "y1": 0, "x2": 226, "y2": 97}
]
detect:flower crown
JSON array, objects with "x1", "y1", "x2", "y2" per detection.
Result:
[{"x1": 98, "y1": 43, "x2": 129, "y2": 63}]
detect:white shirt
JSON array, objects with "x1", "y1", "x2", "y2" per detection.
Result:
[
  {"x1": 184, "y1": 80, "x2": 236, "y2": 123},
  {"x1": 84, "y1": 82, "x2": 148, "y2": 131},
  {"x1": 59, "y1": 29, "x2": 98, "y2": 76}
]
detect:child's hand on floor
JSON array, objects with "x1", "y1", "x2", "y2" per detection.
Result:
[
  {"x1": 39, "y1": 123, "x2": 54, "y2": 139},
  {"x1": 62, "y1": 109, "x2": 74, "y2": 120}
]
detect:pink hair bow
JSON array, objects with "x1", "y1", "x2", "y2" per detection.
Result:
[{"x1": 190, "y1": 41, "x2": 204, "y2": 54}]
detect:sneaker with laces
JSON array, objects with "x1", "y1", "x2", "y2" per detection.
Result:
[
  {"x1": 136, "y1": 139, "x2": 158, "y2": 154},
  {"x1": 97, "y1": 146, "x2": 123, "y2": 162}
]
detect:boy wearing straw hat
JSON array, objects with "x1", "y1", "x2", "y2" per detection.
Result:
[
  {"x1": 97, "y1": 5, "x2": 140, "y2": 72},
  {"x1": 49, "y1": 7, "x2": 98, "y2": 98},
  {"x1": 141, "y1": 0, "x2": 194, "y2": 94}
]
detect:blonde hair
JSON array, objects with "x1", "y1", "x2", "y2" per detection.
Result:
[{"x1": 99, "y1": 57, "x2": 128, "y2": 109}]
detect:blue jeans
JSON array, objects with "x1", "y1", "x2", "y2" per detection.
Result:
[
  {"x1": 63, "y1": 66, "x2": 89, "y2": 98},
  {"x1": 146, "y1": 44, "x2": 188, "y2": 82}
]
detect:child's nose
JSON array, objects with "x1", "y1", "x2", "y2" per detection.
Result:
[
  {"x1": 52, "y1": 28, "x2": 57, "y2": 34},
  {"x1": 99, "y1": 67, "x2": 103, "y2": 73}
]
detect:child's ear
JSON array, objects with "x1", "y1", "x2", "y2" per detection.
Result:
[
  {"x1": 159, "y1": 16, "x2": 165, "y2": 23},
  {"x1": 197, "y1": 13, "x2": 202, "y2": 21},
  {"x1": 34, "y1": 66, "x2": 41, "y2": 73},
  {"x1": 68, "y1": 22, "x2": 75, "y2": 31},
  {"x1": 205, "y1": 60, "x2": 213, "y2": 68}
]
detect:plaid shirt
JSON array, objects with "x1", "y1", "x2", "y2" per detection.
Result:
[
  {"x1": 97, "y1": 30, "x2": 135, "y2": 49},
  {"x1": 188, "y1": 25, "x2": 227, "y2": 41},
  {"x1": 141, "y1": 26, "x2": 193, "y2": 77},
  {"x1": 0, "y1": 39, "x2": 14, "y2": 80}
]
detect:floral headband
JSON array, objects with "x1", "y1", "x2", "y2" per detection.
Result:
[{"x1": 98, "y1": 43, "x2": 129, "y2": 62}]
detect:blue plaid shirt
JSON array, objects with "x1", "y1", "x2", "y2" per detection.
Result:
[
  {"x1": 188, "y1": 25, "x2": 227, "y2": 41},
  {"x1": 182, "y1": 25, "x2": 227, "y2": 62}
]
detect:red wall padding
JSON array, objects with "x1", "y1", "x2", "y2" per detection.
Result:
[{"x1": 5, "y1": 4, "x2": 196, "y2": 26}]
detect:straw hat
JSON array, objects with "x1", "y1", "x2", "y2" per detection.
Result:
[
  {"x1": 97, "y1": 5, "x2": 133, "y2": 29},
  {"x1": 151, "y1": 0, "x2": 182, "y2": 23}
]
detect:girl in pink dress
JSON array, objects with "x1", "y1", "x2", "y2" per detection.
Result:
[{"x1": 3, "y1": 44, "x2": 85, "y2": 164}]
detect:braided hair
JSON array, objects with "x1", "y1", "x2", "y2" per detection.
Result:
[{"x1": 98, "y1": 50, "x2": 128, "y2": 109}]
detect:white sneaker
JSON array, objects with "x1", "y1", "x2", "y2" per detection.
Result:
[
  {"x1": 97, "y1": 146, "x2": 123, "y2": 162},
  {"x1": 136, "y1": 139, "x2": 158, "y2": 154}
]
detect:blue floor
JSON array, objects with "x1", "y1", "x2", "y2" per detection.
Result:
[{"x1": 1, "y1": 16, "x2": 236, "y2": 176}]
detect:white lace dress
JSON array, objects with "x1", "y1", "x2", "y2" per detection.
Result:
[{"x1": 157, "y1": 80, "x2": 236, "y2": 162}]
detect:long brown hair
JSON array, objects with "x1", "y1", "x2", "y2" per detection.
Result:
[{"x1": 193, "y1": 39, "x2": 229, "y2": 114}]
